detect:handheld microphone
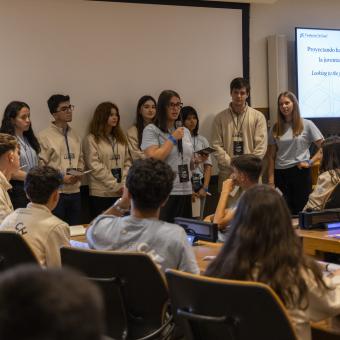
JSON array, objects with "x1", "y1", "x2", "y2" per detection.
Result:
[{"x1": 175, "y1": 120, "x2": 183, "y2": 154}]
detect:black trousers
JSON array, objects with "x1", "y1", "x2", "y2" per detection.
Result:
[
  {"x1": 9, "y1": 180, "x2": 29, "y2": 209},
  {"x1": 53, "y1": 192, "x2": 82, "y2": 225},
  {"x1": 275, "y1": 166, "x2": 312, "y2": 215},
  {"x1": 160, "y1": 195, "x2": 192, "y2": 224},
  {"x1": 89, "y1": 196, "x2": 119, "y2": 221}
]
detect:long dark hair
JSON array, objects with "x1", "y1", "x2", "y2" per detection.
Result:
[
  {"x1": 181, "y1": 106, "x2": 199, "y2": 136},
  {"x1": 0, "y1": 101, "x2": 40, "y2": 154},
  {"x1": 205, "y1": 185, "x2": 327, "y2": 309},
  {"x1": 135, "y1": 95, "x2": 156, "y2": 147},
  {"x1": 89, "y1": 102, "x2": 127, "y2": 145},
  {"x1": 154, "y1": 90, "x2": 180, "y2": 133},
  {"x1": 320, "y1": 136, "x2": 340, "y2": 184},
  {"x1": 273, "y1": 91, "x2": 303, "y2": 139}
]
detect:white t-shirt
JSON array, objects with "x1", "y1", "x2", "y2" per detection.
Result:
[{"x1": 87, "y1": 214, "x2": 199, "y2": 274}]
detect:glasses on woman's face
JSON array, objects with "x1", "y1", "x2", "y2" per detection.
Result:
[
  {"x1": 168, "y1": 102, "x2": 183, "y2": 109},
  {"x1": 57, "y1": 105, "x2": 75, "y2": 113}
]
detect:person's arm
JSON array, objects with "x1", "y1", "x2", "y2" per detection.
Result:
[
  {"x1": 144, "y1": 127, "x2": 184, "y2": 161},
  {"x1": 211, "y1": 115, "x2": 231, "y2": 168},
  {"x1": 101, "y1": 187, "x2": 130, "y2": 216},
  {"x1": 298, "y1": 139, "x2": 324, "y2": 169},
  {"x1": 177, "y1": 229, "x2": 200, "y2": 274},
  {"x1": 11, "y1": 169, "x2": 27, "y2": 181},
  {"x1": 267, "y1": 144, "x2": 277, "y2": 188},
  {"x1": 253, "y1": 113, "x2": 268, "y2": 159},
  {"x1": 197, "y1": 164, "x2": 212, "y2": 198},
  {"x1": 213, "y1": 179, "x2": 235, "y2": 228},
  {"x1": 126, "y1": 127, "x2": 146, "y2": 160},
  {"x1": 122, "y1": 144, "x2": 132, "y2": 185}
]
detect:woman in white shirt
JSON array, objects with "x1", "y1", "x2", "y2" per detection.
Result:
[
  {"x1": 83, "y1": 102, "x2": 131, "y2": 220},
  {"x1": 126, "y1": 95, "x2": 156, "y2": 161},
  {"x1": 0, "y1": 101, "x2": 40, "y2": 209}
]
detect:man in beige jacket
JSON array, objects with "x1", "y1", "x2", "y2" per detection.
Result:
[
  {"x1": 0, "y1": 166, "x2": 70, "y2": 267},
  {"x1": 211, "y1": 77, "x2": 267, "y2": 193},
  {"x1": 38, "y1": 94, "x2": 84, "y2": 225}
]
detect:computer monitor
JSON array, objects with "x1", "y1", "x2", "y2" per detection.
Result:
[{"x1": 174, "y1": 217, "x2": 218, "y2": 243}]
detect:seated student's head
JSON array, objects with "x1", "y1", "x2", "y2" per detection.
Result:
[
  {"x1": 24, "y1": 166, "x2": 63, "y2": 210},
  {"x1": 320, "y1": 136, "x2": 340, "y2": 179},
  {"x1": 230, "y1": 154, "x2": 262, "y2": 189},
  {"x1": 47, "y1": 94, "x2": 73, "y2": 123},
  {"x1": 206, "y1": 184, "x2": 325, "y2": 309},
  {"x1": 126, "y1": 158, "x2": 175, "y2": 213},
  {"x1": 0, "y1": 265, "x2": 104, "y2": 340},
  {"x1": 0, "y1": 133, "x2": 20, "y2": 176}
]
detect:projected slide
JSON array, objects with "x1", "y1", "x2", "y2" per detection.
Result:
[{"x1": 296, "y1": 28, "x2": 340, "y2": 118}]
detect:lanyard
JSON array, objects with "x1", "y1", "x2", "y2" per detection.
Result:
[
  {"x1": 110, "y1": 137, "x2": 119, "y2": 167},
  {"x1": 230, "y1": 107, "x2": 247, "y2": 137},
  {"x1": 63, "y1": 127, "x2": 72, "y2": 168}
]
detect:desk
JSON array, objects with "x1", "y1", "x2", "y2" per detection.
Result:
[{"x1": 296, "y1": 228, "x2": 340, "y2": 257}]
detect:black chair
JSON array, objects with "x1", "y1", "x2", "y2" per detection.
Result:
[
  {"x1": 165, "y1": 269, "x2": 297, "y2": 340},
  {"x1": 0, "y1": 231, "x2": 40, "y2": 271},
  {"x1": 325, "y1": 184, "x2": 340, "y2": 209},
  {"x1": 60, "y1": 247, "x2": 173, "y2": 340}
]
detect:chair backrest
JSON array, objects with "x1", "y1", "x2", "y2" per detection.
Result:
[
  {"x1": 60, "y1": 247, "x2": 170, "y2": 340},
  {"x1": 0, "y1": 231, "x2": 40, "y2": 271},
  {"x1": 166, "y1": 269, "x2": 297, "y2": 340},
  {"x1": 324, "y1": 183, "x2": 340, "y2": 209}
]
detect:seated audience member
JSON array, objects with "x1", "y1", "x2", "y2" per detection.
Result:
[
  {"x1": 0, "y1": 265, "x2": 105, "y2": 340},
  {"x1": 0, "y1": 133, "x2": 20, "y2": 223},
  {"x1": 87, "y1": 158, "x2": 199, "y2": 274},
  {"x1": 0, "y1": 166, "x2": 70, "y2": 267},
  {"x1": 205, "y1": 185, "x2": 340, "y2": 340},
  {"x1": 205, "y1": 154, "x2": 262, "y2": 230},
  {"x1": 304, "y1": 136, "x2": 340, "y2": 211}
]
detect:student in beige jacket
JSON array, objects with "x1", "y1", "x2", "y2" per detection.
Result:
[
  {"x1": 38, "y1": 94, "x2": 84, "y2": 225},
  {"x1": 83, "y1": 102, "x2": 131, "y2": 220},
  {"x1": 0, "y1": 134, "x2": 20, "y2": 223},
  {"x1": 0, "y1": 166, "x2": 70, "y2": 267},
  {"x1": 211, "y1": 77, "x2": 267, "y2": 192},
  {"x1": 126, "y1": 95, "x2": 156, "y2": 161}
]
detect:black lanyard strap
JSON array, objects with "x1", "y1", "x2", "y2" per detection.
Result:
[{"x1": 63, "y1": 127, "x2": 72, "y2": 167}]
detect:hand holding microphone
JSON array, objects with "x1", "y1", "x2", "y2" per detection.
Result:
[{"x1": 174, "y1": 121, "x2": 184, "y2": 153}]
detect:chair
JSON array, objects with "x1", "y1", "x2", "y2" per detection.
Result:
[
  {"x1": 324, "y1": 183, "x2": 340, "y2": 209},
  {"x1": 60, "y1": 247, "x2": 173, "y2": 340},
  {"x1": 165, "y1": 269, "x2": 297, "y2": 340},
  {"x1": 0, "y1": 231, "x2": 40, "y2": 271}
]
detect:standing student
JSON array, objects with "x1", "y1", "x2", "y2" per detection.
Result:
[
  {"x1": 0, "y1": 133, "x2": 20, "y2": 223},
  {"x1": 268, "y1": 91, "x2": 323, "y2": 214},
  {"x1": 38, "y1": 94, "x2": 84, "y2": 225},
  {"x1": 83, "y1": 101, "x2": 131, "y2": 220},
  {"x1": 126, "y1": 95, "x2": 156, "y2": 161},
  {"x1": 0, "y1": 101, "x2": 40, "y2": 209},
  {"x1": 205, "y1": 185, "x2": 340, "y2": 340},
  {"x1": 141, "y1": 90, "x2": 194, "y2": 223},
  {"x1": 211, "y1": 77, "x2": 267, "y2": 192},
  {"x1": 0, "y1": 166, "x2": 70, "y2": 267},
  {"x1": 181, "y1": 106, "x2": 212, "y2": 218},
  {"x1": 304, "y1": 136, "x2": 340, "y2": 211}
]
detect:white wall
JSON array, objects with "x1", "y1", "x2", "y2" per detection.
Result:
[
  {"x1": 0, "y1": 0, "x2": 243, "y2": 140},
  {"x1": 250, "y1": 0, "x2": 340, "y2": 117}
]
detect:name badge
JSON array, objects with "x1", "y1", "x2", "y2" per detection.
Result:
[
  {"x1": 233, "y1": 140, "x2": 244, "y2": 156},
  {"x1": 191, "y1": 173, "x2": 202, "y2": 192},
  {"x1": 111, "y1": 168, "x2": 122, "y2": 183},
  {"x1": 178, "y1": 164, "x2": 189, "y2": 183}
]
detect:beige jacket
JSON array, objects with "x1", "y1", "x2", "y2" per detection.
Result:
[
  {"x1": 0, "y1": 171, "x2": 13, "y2": 223},
  {"x1": 211, "y1": 104, "x2": 267, "y2": 176},
  {"x1": 83, "y1": 134, "x2": 132, "y2": 197},
  {"x1": 287, "y1": 270, "x2": 340, "y2": 340},
  {"x1": 38, "y1": 123, "x2": 84, "y2": 194},
  {"x1": 304, "y1": 170, "x2": 339, "y2": 211},
  {"x1": 0, "y1": 203, "x2": 70, "y2": 267},
  {"x1": 126, "y1": 125, "x2": 146, "y2": 161}
]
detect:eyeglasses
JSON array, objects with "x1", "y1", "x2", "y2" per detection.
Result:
[
  {"x1": 168, "y1": 102, "x2": 183, "y2": 109},
  {"x1": 57, "y1": 105, "x2": 75, "y2": 112}
]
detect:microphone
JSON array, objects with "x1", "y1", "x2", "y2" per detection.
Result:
[{"x1": 175, "y1": 120, "x2": 183, "y2": 154}]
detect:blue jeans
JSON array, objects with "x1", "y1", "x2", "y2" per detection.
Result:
[{"x1": 53, "y1": 192, "x2": 81, "y2": 225}]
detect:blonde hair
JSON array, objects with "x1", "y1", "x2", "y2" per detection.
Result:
[{"x1": 273, "y1": 91, "x2": 303, "y2": 139}]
